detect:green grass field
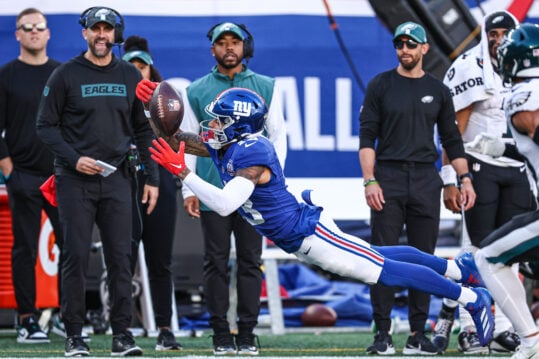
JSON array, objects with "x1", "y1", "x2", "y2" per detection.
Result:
[{"x1": 0, "y1": 330, "x2": 513, "y2": 357}]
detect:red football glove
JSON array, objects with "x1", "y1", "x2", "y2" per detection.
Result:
[
  {"x1": 136, "y1": 79, "x2": 158, "y2": 103},
  {"x1": 149, "y1": 137, "x2": 186, "y2": 175}
]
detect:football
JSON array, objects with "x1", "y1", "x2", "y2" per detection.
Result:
[
  {"x1": 149, "y1": 80, "x2": 184, "y2": 136},
  {"x1": 301, "y1": 303, "x2": 337, "y2": 327}
]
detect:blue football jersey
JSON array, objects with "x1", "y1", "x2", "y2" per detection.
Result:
[{"x1": 206, "y1": 136, "x2": 321, "y2": 253}]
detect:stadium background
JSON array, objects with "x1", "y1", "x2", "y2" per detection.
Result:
[
  {"x1": 0, "y1": 0, "x2": 538, "y2": 335},
  {"x1": 1, "y1": 0, "x2": 537, "y2": 179}
]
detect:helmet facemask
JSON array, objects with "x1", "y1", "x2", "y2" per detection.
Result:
[
  {"x1": 201, "y1": 88, "x2": 268, "y2": 149},
  {"x1": 200, "y1": 115, "x2": 237, "y2": 149}
]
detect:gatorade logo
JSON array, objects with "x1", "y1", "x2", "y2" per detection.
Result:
[
  {"x1": 448, "y1": 77, "x2": 484, "y2": 97},
  {"x1": 38, "y1": 218, "x2": 60, "y2": 276}
]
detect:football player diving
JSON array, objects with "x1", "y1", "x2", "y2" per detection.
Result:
[{"x1": 136, "y1": 84, "x2": 495, "y2": 349}]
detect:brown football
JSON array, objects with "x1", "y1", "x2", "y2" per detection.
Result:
[
  {"x1": 149, "y1": 80, "x2": 184, "y2": 136},
  {"x1": 301, "y1": 303, "x2": 337, "y2": 327}
]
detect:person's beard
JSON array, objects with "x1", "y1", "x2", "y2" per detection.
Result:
[
  {"x1": 88, "y1": 38, "x2": 111, "y2": 58},
  {"x1": 398, "y1": 53, "x2": 420, "y2": 71},
  {"x1": 215, "y1": 52, "x2": 242, "y2": 69}
]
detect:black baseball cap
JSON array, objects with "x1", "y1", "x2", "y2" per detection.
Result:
[{"x1": 485, "y1": 11, "x2": 517, "y2": 32}]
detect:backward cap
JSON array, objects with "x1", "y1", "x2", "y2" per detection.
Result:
[
  {"x1": 84, "y1": 7, "x2": 116, "y2": 28},
  {"x1": 485, "y1": 10, "x2": 518, "y2": 32},
  {"x1": 211, "y1": 22, "x2": 245, "y2": 43},
  {"x1": 393, "y1": 21, "x2": 427, "y2": 44}
]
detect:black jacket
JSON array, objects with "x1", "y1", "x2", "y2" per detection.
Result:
[
  {"x1": 0, "y1": 58, "x2": 60, "y2": 176},
  {"x1": 36, "y1": 54, "x2": 158, "y2": 185},
  {"x1": 360, "y1": 69, "x2": 465, "y2": 163}
]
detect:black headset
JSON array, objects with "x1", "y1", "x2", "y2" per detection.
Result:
[
  {"x1": 79, "y1": 7, "x2": 125, "y2": 45},
  {"x1": 207, "y1": 22, "x2": 254, "y2": 60}
]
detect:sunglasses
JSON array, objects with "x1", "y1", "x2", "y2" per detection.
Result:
[
  {"x1": 17, "y1": 22, "x2": 47, "y2": 32},
  {"x1": 393, "y1": 39, "x2": 419, "y2": 50}
]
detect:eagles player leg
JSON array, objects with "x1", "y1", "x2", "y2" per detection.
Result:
[{"x1": 475, "y1": 210, "x2": 539, "y2": 359}]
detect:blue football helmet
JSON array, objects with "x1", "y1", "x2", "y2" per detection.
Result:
[{"x1": 202, "y1": 88, "x2": 268, "y2": 149}]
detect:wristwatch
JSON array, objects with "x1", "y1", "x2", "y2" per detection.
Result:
[{"x1": 459, "y1": 172, "x2": 474, "y2": 182}]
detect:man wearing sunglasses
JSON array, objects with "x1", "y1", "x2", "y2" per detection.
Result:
[
  {"x1": 0, "y1": 8, "x2": 61, "y2": 345},
  {"x1": 359, "y1": 21, "x2": 475, "y2": 355}
]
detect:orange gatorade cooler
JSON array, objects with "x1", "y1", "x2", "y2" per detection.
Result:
[{"x1": 0, "y1": 185, "x2": 59, "y2": 308}]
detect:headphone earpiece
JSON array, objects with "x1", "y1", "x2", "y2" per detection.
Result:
[
  {"x1": 114, "y1": 21, "x2": 125, "y2": 44},
  {"x1": 206, "y1": 24, "x2": 217, "y2": 42},
  {"x1": 238, "y1": 24, "x2": 254, "y2": 60},
  {"x1": 78, "y1": 10, "x2": 87, "y2": 28},
  {"x1": 207, "y1": 22, "x2": 255, "y2": 60},
  {"x1": 79, "y1": 6, "x2": 125, "y2": 45}
]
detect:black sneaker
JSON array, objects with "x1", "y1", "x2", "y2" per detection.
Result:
[
  {"x1": 212, "y1": 332, "x2": 236, "y2": 356},
  {"x1": 490, "y1": 330, "x2": 520, "y2": 353},
  {"x1": 111, "y1": 332, "x2": 143, "y2": 356},
  {"x1": 457, "y1": 330, "x2": 489, "y2": 354},
  {"x1": 50, "y1": 313, "x2": 90, "y2": 342},
  {"x1": 65, "y1": 335, "x2": 89, "y2": 357},
  {"x1": 155, "y1": 328, "x2": 182, "y2": 351},
  {"x1": 366, "y1": 331, "x2": 396, "y2": 355},
  {"x1": 17, "y1": 315, "x2": 50, "y2": 344},
  {"x1": 236, "y1": 332, "x2": 260, "y2": 355},
  {"x1": 402, "y1": 332, "x2": 441, "y2": 355},
  {"x1": 432, "y1": 305, "x2": 456, "y2": 352}
]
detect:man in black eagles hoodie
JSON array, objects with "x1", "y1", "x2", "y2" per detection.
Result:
[{"x1": 36, "y1": 7, "x2": 158, "y2": 357}]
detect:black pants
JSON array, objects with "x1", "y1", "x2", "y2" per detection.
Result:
[
  {"x1": 369, "y1": 161, "x2": 442, "y2": 333},
  {"x1": 131, "y1": 167, "x2": 179, "y2": 327},
  {"x1": 56, "y1": 168, "x2": 134, "y2": 336},
  {"x1": 200, "y1": 210, "x2": 262, "y2": 334},
  {"x1": 6, "y1": 169, "x2": 63, "y2": 316},
  {"x1": 465, "y1": 156, "x2": 536, "y2": 246}
]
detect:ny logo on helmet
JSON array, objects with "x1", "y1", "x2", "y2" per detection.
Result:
[{"x1": 233, "y1": 100, "x2": 251, "y2": 117}]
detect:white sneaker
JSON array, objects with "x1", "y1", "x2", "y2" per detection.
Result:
[
  {"x1": 17, "y1": 315, "x2": 50, "y2": 344},
  {"x1": 512, "y1": 340, "x2": 539, "y2": 359}
]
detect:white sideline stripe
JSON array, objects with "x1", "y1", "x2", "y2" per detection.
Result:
[
  {"x1": 0, "y1": 357, "x2": 499, "y2": 359},
  {"x1": 2, "y1": 358, "x2": 502, "y2": 359},
  {"x1": 183, "y1": 357, "x2": 480, "y2": 359}
]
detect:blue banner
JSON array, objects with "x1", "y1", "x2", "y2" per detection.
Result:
[{"x1": 0, "y1": 1, "x2": 536, "y2": 178}]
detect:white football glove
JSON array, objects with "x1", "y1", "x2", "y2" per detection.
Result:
[{"x1": 465, "y1": 132, "x2": 506, "y2": 158}]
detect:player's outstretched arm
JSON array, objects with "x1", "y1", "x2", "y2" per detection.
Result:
[
  {"x1": 173, "y1": 131, "x2": 210, "y2": 157},
  {"x1": 149, "y1": 138, "x2": 190, "y2": 177},
  {"x1": 155, "y1": 129, "x2": 209, "y2": 157},
  {"x1": 150, "y1": 137, "x2": 257, "y2": 216}
]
